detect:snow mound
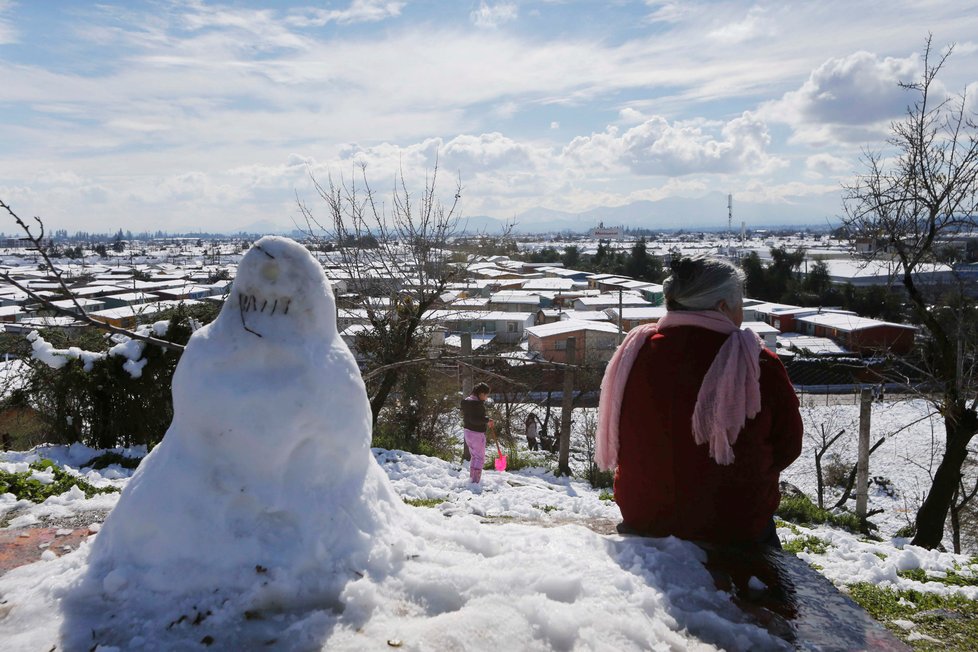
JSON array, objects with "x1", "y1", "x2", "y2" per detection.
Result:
[{"x1": 56, "y1": 236, "x2": 407, "y2": 646}]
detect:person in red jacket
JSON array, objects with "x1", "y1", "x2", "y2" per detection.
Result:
[{"x1": 595, "y1": 256, "x2": 803, "y2": 547}]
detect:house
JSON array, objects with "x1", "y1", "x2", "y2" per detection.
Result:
[
  {"x1": 793, "y1": 313, "x2": 916, "y2": 355},
  {"x1": 0, "y1": 305, "x2": 23, "y2": 323},
  {"x1": 561, "y1": 310, "x2": 611, "y2": 323},
  {"x1": 488, "y1": 293, "x2": 542, "y2": 313},
  {"x1": 573, "y1": 294, "x2": 650, "y2": 312},
  {"x1": 777, "y1": 332, "x2": 851, "y2": 356},
  {"x1": 89, "y1": 300, "x2": 199, "y2": 329},
  {"x1": 48, "y1": 297, "x2": 106, "y2": 316},
  {"x1": 520, "y1": 277, "x2": 579, "y2": 293},
  {"x1": 743, "y1": 321, "x2": 779, "y2": 351},
  {"x1": 154, "y1": 285, "x2": 221, "y2": 301},
  {"x1": 525, "y1": 319, "x2": 621, "y2": 364},
  {"x1": 606, "y1": 306, "x2": 667, "y2": 332},
  {"x1": 434, "y1": 310, "x2": 534, "y2": 345},
  {"x1": 99, "y1": 292, "x2": 158, "y2": 309}
]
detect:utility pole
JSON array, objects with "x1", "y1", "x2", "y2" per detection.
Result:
[
  {"x1": 460, "y1": 332, "x2": 473, "y2": 462},
  {"x1": 856, "y1": 388, "x2": 872, "y2": 521},
  {"x1": 617, "y1": 287, "x2": 623, "y2": 343},
  {"x1": 557, "y1": 337, "x2": 575, "y2": 476}
]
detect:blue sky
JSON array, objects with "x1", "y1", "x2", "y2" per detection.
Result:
[{"x1": 1, "y1": 0, "x2": 977, "y2": 234}]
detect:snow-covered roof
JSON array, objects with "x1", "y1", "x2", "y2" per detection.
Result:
[
  {"x1": 444, "y1": 333, "x2": 496, "y2": 349},
  {"x1": 561, "y1": 310, "x2": 611, "y2": 322},
  {"x1": 778, "y1": 332, "x2": 851, "y2": 355},
  {"x1": 608, "y1": 306, "x2": 667, "y2": 320},
  {"x1": 575, "y1": 294, "x2": 650, "y2": 308},
  {"x1": 526, "y1": 319, "x2": 620, "y2": 338},
  {"x1": 742, "y1": 320, "x2": 779, "y2": 335},
  {"x1": 520, "y1": 278, "x2": 577, "y2": 290},
  {"x1": 795, "y1": 312, "x2": 916, "y2": 332}
]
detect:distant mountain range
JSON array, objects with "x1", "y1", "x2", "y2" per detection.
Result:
[{"x1": 233, "y1": 192, "x2": 839, "y2": 236}]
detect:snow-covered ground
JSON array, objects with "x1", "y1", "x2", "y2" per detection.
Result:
[
  {"x1": 1, "y1": 431, "x2": 976, "y2": 651},
  {"x1": 1, "y1": 236, "x2": 974, "y2": 650}
]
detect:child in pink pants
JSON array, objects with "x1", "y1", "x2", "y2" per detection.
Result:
[{"x1": 460, "y1": 382, "x2": 492, "y2": 484}]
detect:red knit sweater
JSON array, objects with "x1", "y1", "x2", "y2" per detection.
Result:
[{"x1": 614, "y1": 325, "x2": 803, "y2": 544}]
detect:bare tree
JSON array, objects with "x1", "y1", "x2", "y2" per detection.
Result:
[
  {"x1": 814, "y1": 424, "x2": 848, "y2": 509},
  {"x1": 949, "y1": 455, "x2": 978, "y2": 553},
  {"x1": 844, "y1": 37, "x2": 978, "y2": 548},
  {"x1": 842, "y1": 36, "x2": 978, "y2": 548},
  {"x1": 297, "y1": 163, "x2": 466, "y2": 424}
]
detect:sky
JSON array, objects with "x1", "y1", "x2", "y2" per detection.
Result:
[{"x1": 1, "y1": 1, "x2": 978, "y2": 234}]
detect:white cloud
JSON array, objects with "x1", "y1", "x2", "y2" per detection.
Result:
[
  {"x1": 471, "y1": 2, "x2": 518, "y2": 28},
  {"x1": 550, "y1": 121, "x2": 559, "y2": 130},
  {"x1": 805, "y1": 153, "x2": 852, "y2": 178},
  {"x1": 642, "y1": 2, "x2": 689, "y2": 25},
  {"x1": 618, "y1": 108, "x2": 646, "y2": 125},
  {"x1": 764, "y1": 50, "x2": 924, "y2": 145},
  {"x1": 616, "y1": 112, "x2": 783, "y2": 176},
  {"x1": 738, "y1": 179, "x2": 840, "y2": 205},
  {"x1": 286, "y1": 0, "x2": 405, "y2": 27},
  {"x1": 0, "y1": 0, "x2": 15, "y2": 44},
  {"x1": 707, "y1": 6, "x2": 771, "y2": 45}
]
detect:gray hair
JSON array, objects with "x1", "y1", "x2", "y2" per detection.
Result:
[{"x1": 663, "y1": 256, "x2": 744, "y2": 312}]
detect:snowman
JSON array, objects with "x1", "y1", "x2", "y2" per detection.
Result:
[{"x1": 84, "y1": 236, "x2": 404, "y2": 611}]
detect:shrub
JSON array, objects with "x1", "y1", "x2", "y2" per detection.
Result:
[
  {"x1": 13, "y1": 303, "x2": 219, "y2": 450},
  {"x1": 847, "y1": 582, "x2": 978, "y2": 651},
  {"x1": 823, "y1": 453, "x2": 851, "y2": 489},
  {"x1": 783, "y1": 535, "x2": 830, "y2": 555},
  {"x1": 78, "y1": 452, "x2": 143, "y2": 470},
  {"x1": 777, "y1": 493, "x2": 877, "y2": 536},
  {"x1": 403, "y1": 497, "x2": 444, "y2": 508},
  {"x1": 0, "y1": 459, "x2": 118, "y2": 503}
]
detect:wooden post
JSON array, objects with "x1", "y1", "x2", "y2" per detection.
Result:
[
  {"x1": 558, "y1": 337, "x2": 575, "y2": 476},
  {"x1": 855, "y1": 387, "x2": 872, "y2": 520},
  {"x1": 461, "y1": 332, "x2": 473, "y2": 396},
  {"x1": 461, "y1": 332, "x2": 473, "y2": 462}
]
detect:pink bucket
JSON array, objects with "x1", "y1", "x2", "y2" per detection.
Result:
[{"x1": 491, "y1": 424, "x2": 507, "y2": 471}]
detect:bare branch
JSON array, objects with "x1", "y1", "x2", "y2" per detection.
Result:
[{"x1": 0, "y1": 199, "x2": 185, "y2": 353}]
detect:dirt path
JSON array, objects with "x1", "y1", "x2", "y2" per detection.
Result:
[{"x1": 0, "y1": 509, "x2": 110, "y2": 576}]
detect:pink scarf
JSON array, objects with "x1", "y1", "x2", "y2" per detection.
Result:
[{"x1": 594, "y1": 310, "x2": 762, "y2": 469}]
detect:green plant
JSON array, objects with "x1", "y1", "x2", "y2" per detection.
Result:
[
  {"x1": 898, "y1": 568, "x2": 978, "y2": 588},
  {"x1": 775, "y1": 519, "x2": 801, "y2": 535},
  {"x1": 847, "y1": 582, "x2": 978, "y2": 651},
  {"x1": 598, "y1": 490, "x2": 615, "y2": 502},
  {"x1": 402, "y1": 497, "x2": 444, "y2": 508},
  {"x1": 532, "y1": 504, "x2": 559, "y2": 513},
  {"x1": 79, "y1": 452, "x2": 143, "y2": 470},
  {"x1": 18, "y1": 303, "x2": 218, "y2": 450},
  {"x1": 822, "y1": 453, "x2": 851, "y2": 489},
  {"x1": 782, "y1": 535, "x2": 830, "y2": 555},
  {"x1": 0, "y1": 459, "x2": 118, "y2": 503},
  {"x1": 777, "y1": 493, "x2": 877, "y2": 536}
]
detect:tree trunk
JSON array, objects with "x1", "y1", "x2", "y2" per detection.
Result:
[
  {"x1": 369, "y1": 369, "x2": 400, "y2": 427},
  {"x1": 911, "y1": 419, "x2": 972, "y2": 549},
  {"x1": 950, "y1": 485, "x2": 962, "y2": 554}
]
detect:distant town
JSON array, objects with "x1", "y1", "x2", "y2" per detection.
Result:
[{"x1": 1, "y1": 222, "x2": 971, "y2": 398}]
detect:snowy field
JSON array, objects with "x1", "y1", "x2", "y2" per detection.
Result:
[{"x1": 1, "y1": 423, "x2": 976, "y2": 651}]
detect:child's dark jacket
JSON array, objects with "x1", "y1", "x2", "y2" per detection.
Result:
[{"x1": 461, "y1": 396, "x2": 490, "y2": 432}]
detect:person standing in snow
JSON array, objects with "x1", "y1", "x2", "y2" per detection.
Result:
[
  {"x1": 595, "y1": 256, "x2": 803, "y2": 547},
  {"x1": 461, "y1": 382, "x2": 494, "y2": 484},
  {"x1": 524, "y1": 413, "x2": 540, "y2": 451}
]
